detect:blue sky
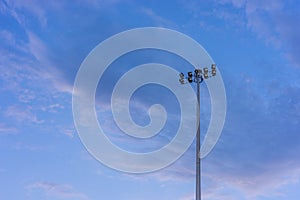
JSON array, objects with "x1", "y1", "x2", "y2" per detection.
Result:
[{"x1": 1, "y1": 0, "x2": 300, "y2": 199}]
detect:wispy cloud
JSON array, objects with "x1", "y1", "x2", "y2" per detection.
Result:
[
  {"x1": 122, "y1": 149, "x2": 195, "y2": 182},
  {"x1": 197, "y1": 74, "x2": 300, "y2": 199},
  {"x1": 0, "y1": 1, "x2": 73, "y2": 95},
  {"x1": 179, "y1": 193, "x2": 195, "y2": 200},
  {"x1": 2, "y1": 0, "x2": 48, "y2": 27},
  {"x1": 12, "y1": 142, "x2": 45, "y2": 151},
  {"x1": 27, "y1": 181, "x2": 89, "y2": 200},
  {"x1": 62, "y1": 128, "x2": 75, "y2": 138},
  {"x1": 215, "y1": 0, "x2": 300, "y2": 67},
  {"x1": 113, "y1": 73, "x2": 300, "y2": 199},
  {"x1": 0, "y1": 3, "x2": 73, "y2": 138},
  {"x1": 5, "y1": 106, "x2": 44, "y2": 124},
  {"x1": 24, "y1": 31, "x2": 73, "y2": 94},
  {"x1": 180, "y1": 0, "x2": 300, "y2": 67},
  {"x1": 0, "y1": 123, "x2": 17, "y2": 135},
  {"x1": 140, "y1": 7, "x2": 176, "y2": 27},
  {"x1": 202, "y1": 159, "x2": 300, "y2": 199}
]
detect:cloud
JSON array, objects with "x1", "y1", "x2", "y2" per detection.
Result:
[
  {"x1": 139, "y1": 7, "x2": 176, "y2": 27},
  {"x1": 215, "y1": 0, "x2": 300, "y2": 67},
  {"x1": 0, "y1": 2, "x2": 73, "y2": 95},
  {"x1": 123, "y1": 149, "x2": 196, "y2": 182},
  {"x1": 179, "y1": 193, "x2": 195, "y2": 200},
  {"x1": 5, "y1": 106, "x2": 43, "y2": 124},
  {"x1": 0, "y1": 15, "x2": 74, "y2": 140},
  {"x1": 24, "y1": 31, "x2": 73, "y2": 94},
  {"x1": 0, "y1": 40, "x2": 72, "y2": 97},
  {"x1": 0, "y1": 29, "x2": 17, "y2": 47},
  {"x1": 78, "y1": 0, "x2": 125, "y2": 8},
  {"x1": 1, "y1": 2, "x2": 299, "y2": 199},
  {"x1": 27, "y1": 182, "x2": 89, "y2": 200},
  {"x1": 2, "y1": 0, "x2": 50, "y2": 27},
  {"x1": 62, "y1": 128, "x2": 75, "y2": 138},
  {"x1": 0, "y1": 123, "x2": 17, "y2": 135},
  {"x1": 114, "y1": 73, "x2": 300, "y2": 199},
  {"x1": 180, "y1": 0, "x2": 300, "y2": 67},
  {"x1": 196, "y1": 73, "x2": 300, "y2": 199},
  {"x1": 12, "y1": 142, "x2": 45, "y2": 151},
  {"x1": 201, "y1": 159, "x2": 300, "y2": 199}
]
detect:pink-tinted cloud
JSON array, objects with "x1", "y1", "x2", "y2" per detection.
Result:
[
  {"x1": 27, "y1": 181, "x2": 89, "y2": 200},
  {"x1": 0, "y1": 123, "x2": 17, "y2": 135}
]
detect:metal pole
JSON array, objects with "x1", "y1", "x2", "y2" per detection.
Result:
[
  {"x1": 196, "y1": 76, "x2": 201, "y2": 200},
  {"x1": 180, "y1": 67, "x2": 216, "y2": 200}
]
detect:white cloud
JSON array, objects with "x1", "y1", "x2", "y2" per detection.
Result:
[
  {"x1": 5, "y1": 106, "x2": 44, "y2": 124},
  {"x1": 0, "y1": 29, "x2": 16, "y2": 45},
  {"x1": 181, "y1": 0, "x2": 300, "y2": 67},
  {"x1": 0, "y1": 2, "x2": 73, "y2": 95},
  {"x1": 0, "y1": 123, "x2": 17, "y2": 135},
  {"x1": 215, "y1": 0, "x2": 300, "y2": 67},
  {"x1": 78, "y1": 0, "x2": 124, "y2": 8},
  {"x1": 180, "y1": 193, "x2": 195, "y2": 200},
  {"x1": 27, "y1": 181, "x2": 89, "y2": 200},
  {"x1": 140, "y1": 7, "x2": 176, "y2": 27},
  {"x1": 24, "y1": 31, "x2": 73, "y2": 94},
  {"x1": 62, "y1": 128, "x2": 75, "y2": 138},
  {"x1": 12, "y1": 142, "x2": 45, "y2": 151},
  {"x1": 3, "y1": 0, "x2": 47, "y2": 27},
  {"x1": 197, "y1": 78, "x2": 300, "y2": 199},
  {"x1": 202, "y1": 158, "x2": 300, "y2": 199}
]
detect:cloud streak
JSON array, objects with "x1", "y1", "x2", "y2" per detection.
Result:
[
  {"x1": 0, "y1": 123, "x2": 17, "y2": 135},
  {"x1": 27, "y1": 181, "x2": 89, "y2": 200},
  {"x1": 216, "y1": 0, "x2": 300, "y2": 67},
  {"x1": 198, "y1": 73, "x2": 300, "y2": 199}
]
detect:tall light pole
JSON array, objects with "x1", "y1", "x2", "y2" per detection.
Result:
[{"x1": 179, "y1": 64, "x2": 217, "y2": 200}]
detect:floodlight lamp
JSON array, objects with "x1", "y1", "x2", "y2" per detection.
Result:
[
  {"x1": 188, "y1": 77, "x2": 193, "y2": 83},
  {"x1": 195, "y1": 69, "x2": 202, "y2": 76},
  {"x1": 203, "y1": 67, "x2": 209, "y2": 79},
  {"x1": 211, "y1": 64, "x2": 216, "y2": 70},
  {"x1": 179, "y1": 79, "x2": 185, "y2": 84},
  {"x1": 212, "y1": 69, "x2": 217, "y2": 76},
  {"x1": 188, "y1": 72, "x2": 193, "y2": 77},
  {"x1": 180, "y1": 73, "x2": 184, "y2": 78}
]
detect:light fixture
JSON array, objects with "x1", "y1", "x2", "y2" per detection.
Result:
[
  {"x1": 179, "y1": 73, "x2": 185, "y2": 84},
  {"x1": 179, "y1": 64, "x2": 217, "y2": 200},
  {"x1": 211, "y1": 64, "x2": 216, "y2": 76},
  {"x1": 194, "y1": 69, "x2": 202, "y2": 77},
  {"x1": 203, "y1": 67, "x2": 209, "y2": 79}
]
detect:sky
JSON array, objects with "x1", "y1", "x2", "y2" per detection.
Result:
[{"x1": 1, "y1": 0, "x2": 300, "y2": 200}]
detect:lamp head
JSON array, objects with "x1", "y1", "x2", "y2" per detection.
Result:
[
  {"x1": 203, "y1": 67, "x2": 209, "y2": 79},
  {"x1": 211, "y1": 64, "x2": 217, "y2": 76}
]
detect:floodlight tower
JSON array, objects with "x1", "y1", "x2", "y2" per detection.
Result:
[{"x1": 179, "y1": 64, "x2": 217, "y2": 200}]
